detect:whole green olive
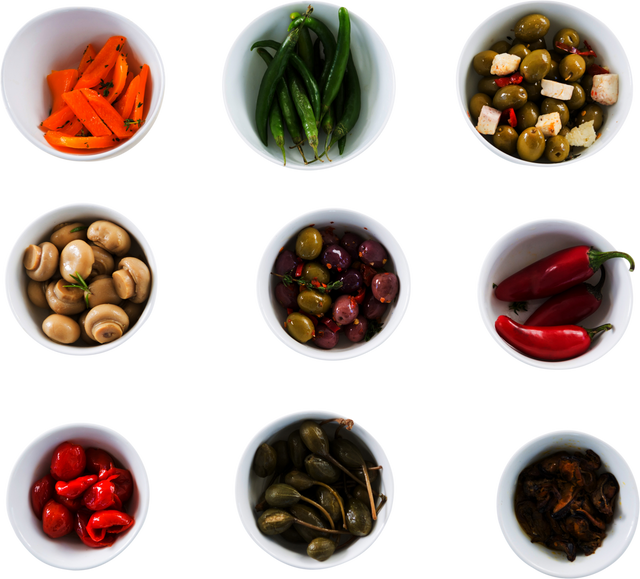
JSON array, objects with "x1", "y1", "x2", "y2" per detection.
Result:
[
  {"x1": 520, "y1": 49, "x2": 552, "y2": 83},
  {"x1": 493, "y1": 85, "x2": 528, "y2": 111},
  {"x1": 566, "y1": 83, "x2": 586, "y2": 110},
  {"x1": 509, "y1": 44, "x2": 531, "y2": 60},
  {"x1": 527, "y1": 38, "x2": 547, "y2": 51},
  {"x1": 559, "y1": 54, "x2": 586, "y2": 82},
  {"x1": 541, "y1": 98, "x2": 570, "y2": 126},
  {"x1": 297, "y1": 289, "x2": 332, "y2": 316},
  {"x1": 554, "y1": 28, "x2": 580, "y2": 54},
  {"x1": 490, "y1": 40, "x2": 511, "y2": 53},
  {"x1": 516, "y1": 102, "x2": 540, "y2": 132},
  {"x1": 285, "y1": 312, "x2": 315, "y2": 343},
  {"x1": 581, "y1": 74, "x2": 594, "y2": 102},
  {"x1": 545, "y1": 60, "x2": 562, "y2": 82},
  {"x1": 302, "y1": 262, "x2": 330, "y2": 284},
  {"x1": 296, "y1": 227, "x2": 323, "y2": 260},
  {"x1": 521, "y1": 81, "x2": 542, "y2": 102},
  {"x1": 575, "y1": 103, "x2": 603, "y2": 131},
  {"x1": 493, "y1": 125, "x2": 519, "y2": 155},
  {"x1": 517, "y1": 127, "x2": 546, "y2": 161},
  {"x1": 514, "y1": 14, "x2": 550, "y2": 43},
  {"x1": 469, "y1": 93, "x2": 492, "y2": 119},
  {"x1": 545, "y1": 135, "x2": 570, "y2": 163},
  {"x1": 473, "y1": 50, "x2": 499, "y2": 76},
  {"x1": 477, "y1": 77, "x2": 500, "y2": 97},
  {"x1": 558, "y1": 126, "x2": 570, "y2": 137}
]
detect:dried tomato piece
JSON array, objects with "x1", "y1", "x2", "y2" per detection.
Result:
[
  {"x1": 554, "y1": 41, "x2": 597, "y2": 57},
  {"x1": 587, "y1": 64, "x2": 610, "y2": 76},
  {"x1": 500, "y1": 107, "x2": 517, "y2": 128}
]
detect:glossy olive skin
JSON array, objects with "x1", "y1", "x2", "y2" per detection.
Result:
[
  {"x1": 473, "y1": 50, "x2": 498, "y2": 76},
  {"x1": 528, "y1": 38, "x2": 547, "y2": 51},
  {"x1": 276, "y1": 282, "x2": 299, "y2": 309},
  {"x1": 516, "y1": 102, "x2": 540, "y2": 132},
  {"x1": 558, "y1": 126, "x2": 570, "y2": 137},
  {"x1": 477, "y1": 77, "x2": 500, "y2": 97},
  {"x1": 285, "y1": 312, "x2": 315, "y2": 343},
  {"x1": 545, "y1": 60, "x2": 562, "y2": 82},
  {"x1": 521, "y1": 81, "x2": 542, "y2": 102},
  {"x1": 517, "y1": 127, "x2": 546, "y2": 161},
  {"x1": 493, "y1": 85, "x2": 528, "y2": 111},
  {"x1": 559, "y1": 54, "x2": 586, "y2": 82},
  {"x1": 297, "y1": 289, "x2": 332, "y2": 316},
  {"x1": 575, "y1": 103, "x2": 603, "y2": 130},
  {"x1": 541, "y1": 98, "x2": 570, "y2": 126},
  {"x1": 314, "y1": 326, "x2": 339, "y2": 349},
  {"x1": 509, "y1": 44, "x2": 530, "y2": 60},
  {"x1": 302, "y1": 262, "x2": 330, "y2": 284},
  {"x1": 295, "y1": 227, "x2": 323, "y2": 260},
  {"x1": 345, "y1": 497, "x2": 373, "y2": 537},
  {"x1": 567, "y1": 83, "x2": 586, "y2": 110},
  {"x1": 470, "y1": 93, "x2": 492, "y2": 119},
  {"x1": 307, "y1": 537, "x2": 335, "y2": 562},
  {"x1": 520, "y1": 49, "x2": 551, "y2": 83},
  {"x1": 490, "y1": 40, "x2": 511, "y2": 53},
  {"x1": 515, "y1": 14, "x2": 550, "y2": 42},
  {"x1": 253, "y1": 443, "x2": 277, "y2": 478},
  {"x1": 554, "y1": 28, "x2": 580, "y2": 54},
  {"x1": 545, "y1": 135, "x2": 570, "y2": 163},
  {"x1": 493, "y1": 125, "x2": 518, "y2": 155}
]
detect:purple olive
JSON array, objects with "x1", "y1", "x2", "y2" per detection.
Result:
[
  {"x1": 345, "y1": 317, "x2": 368, "y2": 343},
  {"x1": 274, "y1": 250, "x2": 298, "y2": 275},
  {"x1": 336, "y1": 269, "x2": 364, "y2": 295},
  {"x1": 362, "y1": 291, "x2": 387, "y2": 320},
  {"x1": 314, "y1": 326, "x2": 339, "y2": 349},
  {"x1": 320, "y1": 227, "x2": 339, "y2": 246},
  {"x1": 275, "y1": 282, "x2": 299, "y2": 309},
  {"x1": 340, "y1": 232, "x2": 364, "y2": 260},
  {"x1": 332, "y1": 295, "x2": 359, "y2": 326},
  {"x1": 321, "y1": 244, "x2": 352, "y2": 272},
  {"x1": 371, "y1": 273, "x2": 399, "y2": 303},
  {"x1": 358, "y1": 240, "x2": 388, "y2": 268}
]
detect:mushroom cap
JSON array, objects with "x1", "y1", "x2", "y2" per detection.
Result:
[
  {"x1": 87, "y1": 277, "x2": 123, "y2": 309},
  {"x1": 60, "y1": 240, "x2": 95, "y2": 283},
  {"x1": 112, "y1": 257, "x2": 151, "y2": 304},
  {"x1": 46, "y1": 280, "x2": 86, "y2": 315},
  {"x1": 84, "y1": 304, "x2": 129, "y2": 344},
  {"x1": 42, "y1": 314, "x2": 80, "y2": 344},
  {"x1": 77, "y1": 310, "x2": 95, "y2": 345},
  {"x1": 121, "y1": 300, "x2": 145, "y2": 326},
  {"x1": 50, "y1": 222, "x2": 88, "y2": 251},
  {"x1": 24, "y1": 242, "x2": 59, "y2": 282},
  {"x1": 87, "y1": 245, "x2": 115, "y2": 282},
  {"x1": 27, "y1": 280, "x2": 49, "y2": 309},
  {"x1": 88, "y1": 221, "x2": 131, "y2": 257}
]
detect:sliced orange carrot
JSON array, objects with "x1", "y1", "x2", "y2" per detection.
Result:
[
  {"x1": 129, "y1": 64, "x2": 149, "y2": 133},
  {"x1": 45, "y1": 131, "x2": 129, "y2": 149},
  {"x1": 42, "y1": 105, "x2": 76, "y2": 131},
  {"x1": 74, "y1": 36, "x2": 126, "y2": 90},
  {"x1": 80, "y1": 88, "x2": 128, "y2": 139},
  {"x1": 78, "y1": 44, "x2": 97, "y2": 75},
  {"x1": 59, "y1": 117, "x2": 85, "y2": 136},
  {"x1": 62, "y1": 91, "x2": 111, "y2": 136},
  {"x1": 47, "y1": 70, "x2": 79, "y2": 114},
  {"x1": 107, "y1": 53, "x2": 128, "y2": 104},
  {"x1": 113, "y1": 75, "x2": 139, "y2": 119}
]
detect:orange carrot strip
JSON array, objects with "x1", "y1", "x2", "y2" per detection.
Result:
[
  {"x1": 47, "y1": 69, "x2": 79, "y2": 114},
  {"x1": 129, "y1": 64, "x2": 149, "y2": 133},
  {"x1": 42, "y1": 106, "x2": 76, "y2": 131},
  {"x1": 59, "y1": 117, "x2": 85, "y2": 136},
  {"x1": 62, "y1": 91, "x2": 111, "y2": 136},
  {"x1": 107, "y1": 53, "x2": 128, "y2": 104},
  {"x1": 44, "y1": 131, "x2": 128, "y2": 149},
  {"x1": 78, "y1": 44, "x2": 97, "y2": 75},
  {"x1": 80, "y1": 88, "x2": 128, "y2": 139},
  {"x1": 113, "y1": 75, "x2": 139, "y2": 119},
  {"x1": 74, "y1": 36, "x2": 125, "y2": 90}
]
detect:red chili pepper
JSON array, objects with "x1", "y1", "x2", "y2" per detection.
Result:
[
  {"x1": 55, "y1": 475, "x2": 98, "y2": 498},
  {"x1": 320, "y1": 317, "x2": 341, "y2": 333},
  {"x1": 354, "y1": 287, "x2": 366, "y2": 304},
  {"x1": 495, "y1": 315, "x2": 612, "y2": 361},
  {"x1": 526, "y1": 266, "x2": 606, "y2": 326},
  {"x1": 587, "y1": 64, "x2": 610, "y2": 76},
  {"x1": 75, "y1": 509, "x2": 117, "y2": 548},
  {"x1": 86, "y1": 510, "x2": 134, "y2": 542},
  {"x1": 286, "y1": 308, "x2": 294, "y2": 315},
  {"x1": 294, "y1": 262, "x2": 304, "y2": 278},
  {"x1": 554, "y1": 41, "x2": 597, "y2": 57},
  {"x1": 499, "y1": 107, "x2": 517, "y2": 128},
  {"x1": 85, "y1": 448, "x2": 115, "y2": 477},
  {"x1": 82, "y1": 475, "x2": 119, "y2": 511},
  {"x1": 50, "y1": 441, "x2": 86, "y2": 481},
  {"x1": 42, "y1": 499, "x2": 74, "y2": 539},
  {"x1": 311, "y1": 279, "x2": 320, "y2": 287},
  {"x1": 31, "y1": 474, "x2": 56, "y2": 520},
  {"x1": 494, "y1": 246, "x2": 634, "y2": 302},
  {"x1": 307, "y1": 314, "x2": 319, "y2": 327},
  {"x1": 495, "y1": 73, "x2": 523, "y2": 88},
  {"x1": 99, "y1": 468, "x2": 134, "y2": 503}
]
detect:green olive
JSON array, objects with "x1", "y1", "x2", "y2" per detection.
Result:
[
  {"x1": 490, "y1": 40, "x2": 511, "y2": 53},
  {"x1": 473, "y1": 50, "x2": 499, "y2": 76},
  {"x1": 493, "y1": 85, "x2": 528, "y2": 111},
  {"x1": 297, "y1": 289, "x2": 332, "y2": 316},
  {"x1": 545, "y1": 60, "x2": 562, "y2": 82},
  {"x1": 520, "y1": 49, "x2": 552, "y2": 83},
  {"x1": 559, "y1": 54, "x2": 586, "y2": 82},
  {"x1": 285, "y1": 312, "x2": 315, "y2": 343},
  {"x1": 295, "y1": 227, "x2": 323, "y2": 260},
  {"x1": 558, "y1": 126, "x2": 570, "y2": 137},
  {"x1": 545, "y1": 135, "x2": 570, "y2": 163},
  {"x1": 521, "y1": 81, "x2": 542, "y2": 102},
  {"x1": 517, "y1": 127, "x2": 546, "y2": 161},
  {"x1": 516, "y1": 102, "x2": 540, "y2": 132},
  {"x1": 575, "y1": 103, "x2": 603, "y2": 131},
  {"x1": 509, "y1": 44, "x2": 531, "y2": 60},
  {"x1": 566, "y1": 83, "x2": 586, "y2": 110},
  {"x1": 527, "y1": 38, "x2": 547, "y2": 51},
  {"x1": 514, "y1": 14, "x2": 550, "y2": 43},
  {"x1": 477, "y1": 77, "x2": 500, "y2": 97},
  {"x1": 493, "y1": 125, "x2": 519, "y2": 155},
  {"x1": 581, "y1": 74, "x2": 594, "y2": 102},
  {"x1": 554, "y1": 28, "x2": 580, "y2": 54},
  {"x1": 541, "y1": 98, "x2": 570, "y2": 126},
  {"x1": 302, "y1": 262, "x2": 330, "y2": 284},
  {"x1": 469, "y1": 93, "x2": 492, "y2": 120}
]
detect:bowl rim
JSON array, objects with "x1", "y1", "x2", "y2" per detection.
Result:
[
  {"x1": 453, "y1": 0, "x2": 636, "y2": 171},
  {"x1": 234, "y1": 410, "x2": 394, "y2": 569},
  {"x1": 1, "y1": 6, "x2": 166, "y2": 162},
  {"x1": 496, "y1": 429, "x2": 639, "y2": 578},
  {"x1": 256, "y1": 207, "x2": 411, "y2": 360}
]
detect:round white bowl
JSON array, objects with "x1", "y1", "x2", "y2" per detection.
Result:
[
  {"x1": 456, "y1": 1, "x2": 632, "y2": 166},
  {"x1": 7, "y1": 423, "x2": 150, "y2": 570},
  {"x1": 478, "y1": 219, "x2": 633, "y2": 369},
  {"x1": 223, "y1": 2, "x2": 395, "y2": 170},
  {"x1": 6, "y1": 203, "x2": 157, "y2": 355},
  {"x1": 257, "y1": 208, "x2": 410, "y2": 360},
  {"x1": 236, "y1": 411, "x2": 393, "y2": 569},
  {"x1": 2, "y1": 7, "x2": 165, "y2": 161},
  {"x1": 497, "y1": 430, "x2": 639, "y2": 577}
]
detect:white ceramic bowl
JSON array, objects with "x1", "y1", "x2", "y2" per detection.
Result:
[
  {"x1": 6, "y1": 203, "x2": 157, "y2": 355},
  {"x1": 7, "y1": 423, "x2": 149, "y2": 570},
  {"x1": 478, "y1": 219, "x2": 633, "y2": 369},
  {"x1": 236, "y1": 411, "x2": 393, "y2": 568},
  {"x1": 223, "y1": 2, "x2": 395, "y2": 170},
  {"x1": 257, "y1": 208, "x2": 410, "y2": 360},
  {"x1": 497, "y1": 430, "x2": 639, "y2": 577},
  {"x1": 2, "y1": 7, "x2": 165, "y2": 160},
  {"x1": 456, "y1": 1, "x2": 632, "y2": 166}
]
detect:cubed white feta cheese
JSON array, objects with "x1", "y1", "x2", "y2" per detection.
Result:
[
  {"x1": 476, "y1": 105, "x2": 501, "y2": 135},
  {"x1": 591, "y1": 74, "x2": 619, "y2": 106},
  {"x1": 541, "y1": 79, "x2": 574, "y2": 101},
  {"x1": 491, "y1": 53, "x2": 521, "y2": 76},
  {"x1": 535, "y1": 112, "x2": 562, "y2": 137},
  {"x1": 566, "y1": 121, "x2": 597, "y2": 148}
]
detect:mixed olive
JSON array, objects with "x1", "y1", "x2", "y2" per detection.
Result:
[
  {"x1": 22, "y1": 219, "x2": 151, "y2": 346},
  {"x1": 470, "y1": 13, "x2": 619, "y2": 162},
  {"x1": 252, "y1": 418, "x2": 387, "y2": 562},
  {"x1": 273, "y1": 225, "x2": 400, "y2": 349}
]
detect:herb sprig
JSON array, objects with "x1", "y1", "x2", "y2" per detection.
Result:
[
  {"x1": 273, "y1": 273, "x2": 343, "y2": 294},
  {"x1": 63, "y1": 272, "x2": 92, "y2": 309},
  {"x1": 509, "y1": 301, "x2": 528, "y2": 315},
  {"x1": 365, "y1": 319, "x2": 383, "y2": 342}
]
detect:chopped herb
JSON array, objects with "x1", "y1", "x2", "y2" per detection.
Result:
[
  {"x1": 277, "y1": 273, "x2": 343, "y2": 294},
  {"x1": 365, "y1": 319, "x2": 383, "y2": 342},
  {"x1": 70, "y1": 226, "x2": 88, "y2": 233},
  {"x1": 116, "y1": 44, "x2": 121, "y2": 51},
  {"x1": 56, "y1": 120, "x2": 71, "y2": 129},
  {"x1": 124, "y1": 118, "x2": 142, "y2": 127},
  {"x1": 137, "y1": 102, "x2": 143, "y2": 108},
  {"x1": 492, "y1": 283, "x2": 498, "y2": 289},
  {"x1": 509, "y1": 301, "x2": 529, "y2": 315},
  {"x1": 86, "y1": 57, "x2": 94, "y2": 64},
  {"x1": 63, "y1": 272, "x2": 91, "y2": 309}
]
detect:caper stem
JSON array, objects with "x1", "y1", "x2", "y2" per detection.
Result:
[
  {"x1": 359, "y1": 458, "x2": 377, "y2": 521},
  {"x1": 293, "y1": 518, "x2": 350, "y2": 535},
  {"x1": 376, "y1": 493, "x2": 388, "y2": 516},
  {"x1": 299, "y1": 496, "x2": 335, "y2": 530},
  {"x1": 316, "y1": 453, "x2": 379, "y2": 499},
  {"x1": 314, "y1": 480, "x2": 347, "y2": 530}
]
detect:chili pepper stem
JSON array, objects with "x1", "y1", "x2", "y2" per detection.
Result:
[
  {"x1": 588, "y1": 249, "x2": 635, "y2": 272},
  {"x1": 296, "y1": 144, "x2": 308, "y2": 164},
  {"x1": 324, "y1": 132, "x2": 332, "y2": 161},
  {"x1": 586, "y1": 323, "x2": 613, "y2": 341}
]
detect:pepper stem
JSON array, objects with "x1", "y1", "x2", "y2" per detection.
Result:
[
  {"x1": 586, "y1": 323, "x2": 613, "y2": 341},
  {"x1": 588, "y1": 248, "x2": 635, "y2": 272}
]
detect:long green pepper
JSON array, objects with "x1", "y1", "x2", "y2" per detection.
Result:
[
  {"x1": 327, "y1": 51, "x2": 361, "y2": 151},
  {"x1": 288, "y1": 15, "x2": 336, "y2": 90},
  {"x1": 320, "y1": 7, "x2": 350, "y2": 121},
  {"x1": 289, "y1": 71, "x2": 321, "y2": 162},
  {"x1": 269, "y1": 101, "x2": 286, "y2": 165},
  {"x1": 290, "y1": 12, "x2": 315, "y2": 73}
]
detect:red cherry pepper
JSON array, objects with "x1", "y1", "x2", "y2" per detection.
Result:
[
  {"x1": 86, "y1": 510, "x2": 135, "y2": 542},
  {"x1": 75, "y1": 509, "x2": 117, "y2": 548},
  {"x1": 50, "y1": 441, "x2": 86, "y2": 481},
  {"x1": 526, "y1": 266, "x2": 606, "y2": 326},
  {"x1": 55, "y1": 475, "x2": 98, "y2": 498},
  {"x1": 42, "y1": 499, "x2": 74, "y2": 538},
  {"x1": 31, "y1": 474, "x2": 56, "y2": 519},
  {"x1": 83, "y1": 475, "x2": 120, "y2": 511},
  {"x1": 495, "y1": 315, "x2": 612, "y2": 361},
  {"x1": 85, "y1": 447, "x2": 115, "y2": 477},
  {"x1": 100, "y1": 468, "x2": 134, "y2": 503},
  {"x1": 54, "y1": 494, "x2": 84, "y2": 512},
  {"x1": 495, "y1": 73, "x2": 523, "y2": 88},
  {"x1": 495, "y1": 246, "x2": 634, "y2": 302}
]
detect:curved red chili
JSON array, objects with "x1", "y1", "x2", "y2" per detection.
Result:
[
  {"x1": 526, "y1": 266, "x2": 606, "y2": 326},
  {"x1": 55, "y1": 474, "x2": 98, "y2": 498},
  {"x1": 86, "y1": 510, "x2": 135, "y2": 542},
  {"x1": 495, "y1": 315, "x2": 612, "y2": 361},
  {"x1": 75, "y1": 509, "x2": 117, "y2": 548},
  {"x1": 99, "y1": 468, "x2": 134, "y2": 503},
  {"x1": 83, "y1": 475, "x2": 119, "y2": 511},
  {"x1": 495, "y1": 246, "x2": 634, "y2": 301}
]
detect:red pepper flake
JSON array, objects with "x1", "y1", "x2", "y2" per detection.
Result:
[
  {"x1": 308, "y1": 314, "x2": 319, "y2": 327},
  {"x1": 494, "y1": 73, "x2": 523, "y2": 88},
  {"x1": 309, "y1": 223, "x2": 315, "y2": 227},
  {"x1": 354, "y1": 287, "x2": 366, "y2": 304},
  {"x1": 279, "y1": 247, "x2": 284, "y2": 252},
  {"x1": 555, "y1": 41, "x2": 597, "y2": 58},
  {"x1": 320, "y1": 317, "x2": 341, "y2": 333},
  {"x1": 287, "y1": 308, "x2": 294, "y2": 315},
  {"x1": 326, "y1": 263, "x2": 332, "y2": 269},
  {"x1": 500, "y1": 108, "x2": 517, "y2": 128},
  {"x1": 311, "y1": 279, "x2": 320, "y2": 287},
  {"x1": 587, "y1": 64, "x2": 610, "y2": 76},
  {"x1": 364, "y1": 227, "x2": 368, "y2": 230},
  {"x1": 294, "y1": 263, "x2": 304, "y2": 278}
]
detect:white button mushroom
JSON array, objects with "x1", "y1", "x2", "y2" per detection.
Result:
[
  {"x1": 84, "y1": 304, "x2": 130, "y2": 344},
  {"x1": 42, "y1": 314, "x2": 81, "y2": 344},
  {"x1": 87, "y1": 245, "x2": 115, "y2": 282},
  {"x1": 60, "y1": 240, "x2": 95, "y2": 283},
  {"x1": 112, "y1": 257, "x2": 151, "y2": 304},
  {"x1": 24, "y1": 242, "x2": 59, "y2": 282},
  {"x1": 46, "y1": 280, "x2": 86, "y2": 315},
  {"x1": 88, "y1": 221, "x2": 131, "y2": 257},
  {"x1": 87, "y1": 277, "x2": 123, "y2": 308},
  {"x1": 121, "y1": 300, "x2": 145, "y2": 326},
  {"x1": 50, "y1": 222, "x2": 88, "y2": 251},
  {"x1": 27, "y1": 280, "x2": 49, "y2": 308}
]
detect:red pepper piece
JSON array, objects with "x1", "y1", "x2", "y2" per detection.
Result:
[
  {"x1": 526, "y1": 266, "x2": 606, "y2": 326},
  {"x1": 494, "y1": 246, "x2": 634, "y2": 302},
  {"x1": 42, "y1": 499, "x2": 74, "y2": 539},
  {"x1": 354, "y1": 287, "x2": 366, "y2": 304},
  {"x1": 99, "y1": 468, "x2": 134, "y2": 503},
  {"x1": 54, "y1": 494, "x2": 83, "y2": 512},
  {"x1": 85, "y1": 447, "x2": 115, "y2": 477},
  {"x1": 320, "y1": 317, "x2": 341, "y2": 333},
  {"x1": 51, "y1": 441, "x2": 86, "y2": 481},
  {"x1": 86, "y1": 510, "x2": 135, "y2": 542},
  {"x1": 75, "y1": 509, "x2": 117, "y2": 548},
  {"x1": 294, "y1": 262, "x2": 304, "y2": 278},
  {"x1": 55, "y1": 474, "x2": 98, "y2": 498},
  {"x1": 499, "y1": 107, "x2": 517, "y2": 128},
  {"x1": 359, "y1": 263, "x2": 377, "y2": 286},
  {"x1": 587, "y1": 64, "x2": 610, "y2": 76},
  {"x1": 82, "y1": 475, "x2": 119, "y2": 511},
  {"x1": 554, "y1": 41, "x2": 597, "y2": 57},
  {"x1": 495, "y1": 315, "x2": 612, "y2": 361},
  {"x1": 307, "y1": 314, "x2": 319, "y2": 327},
  {"x1": 31, "y1": 474, "x2": 56, "y2": 520},
  {"x1": 311, "y1": 279, "x2": 320, "y2": 287},
  {"x1": 494, "y1": 73, "x2": 523, "y2": 88},
  {"x1": 286, "y1": 308, "x2": 295, "y2": 315}
]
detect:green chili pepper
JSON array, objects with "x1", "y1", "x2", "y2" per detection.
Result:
[
  {"x1": 320, "y1": 7, "x2": 350, "y2": 121},
  {"x1": 335, "y1": 79, "x2": 346, "y2": 155},
  {"x1": 288, "y1": 15, "x2": 336, "y2": 90},
  {"x1": 289, "y1": 71, "x2": 321, "y2": 162},
  {"x1": 312, "y1": 37, "x2": 323, "y2": 82},
  {"x1": 322, "y1": 104, "x2": 335, "y2": 162},
  {"x1": 327, "y1": 51, "x2": 360, "y2": 152},
  {"x1": 290, "y1": 12, "x2": 314, "y2": 73},
  {"x1": 269, "y1": 101, "x2": 286, "y2": 166}
]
